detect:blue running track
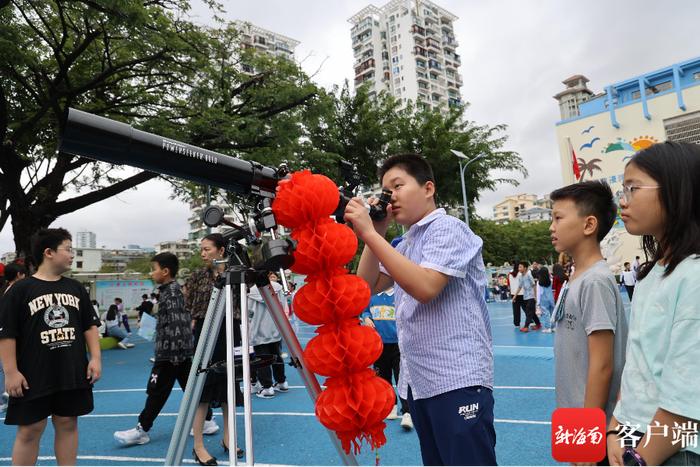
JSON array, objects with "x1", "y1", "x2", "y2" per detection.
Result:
[{"x1": 1, "y1": 298, "x2": 629, "y2": 465}]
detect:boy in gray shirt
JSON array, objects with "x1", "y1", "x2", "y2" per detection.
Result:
[{"x1": 549, "y1": 181, "x2": 628, "y2": 423}]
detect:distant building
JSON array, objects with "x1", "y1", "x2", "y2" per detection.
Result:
[
  {"x1": 1, "y1": 252, "x2": 17, "y2": 264},
  {"x1": 517, "y1": 206, "x2": 552, "y2": 223},
  {"x1": 233, "y1": 20, "x2": 299, "y2": 73},
  {"x1": 492, "y1": 194, "x2": 553, "y2": 224},
  {"x1": 72, "y1": 248, "x2": 102, "y2": 272},
  {"x1": 75, "y1": 231, "x2": 97, "y2": 249},
  {"x1": 348, "y1": 0, "x2": 463, "y2": 113},
  {"x1": 101, "y1": 246, "x2": 154, "y2": 272},
  {"x1": 155, "y1": 240, "x2": 192, "y2": 260}
]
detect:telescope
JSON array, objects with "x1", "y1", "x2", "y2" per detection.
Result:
[{"x1": 59, "y1": 108, "x2": 281, "y2": 198}]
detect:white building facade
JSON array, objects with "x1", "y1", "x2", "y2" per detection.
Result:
[
  {"x1": 349, "y1": 0, "x2": 463, "y2": 113},
  {"x1": 554, "y1": 56, "x2": 700, "y2": 267}
]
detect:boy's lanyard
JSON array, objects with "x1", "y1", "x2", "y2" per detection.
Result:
[{"x1": 552, "y1": 280, "x2": 569, "y2": 325}]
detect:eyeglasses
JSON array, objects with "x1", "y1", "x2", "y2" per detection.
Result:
[
  {"x1": 56, "y1": 247, "x2": 74, "y2": 254},
  {"x1": 621, "y1": 184, "x2": 660, "y2": 203}
]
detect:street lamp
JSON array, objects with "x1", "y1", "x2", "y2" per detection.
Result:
[{"x1": 450, "y1": 150, "x2": 486, "y2": 226}]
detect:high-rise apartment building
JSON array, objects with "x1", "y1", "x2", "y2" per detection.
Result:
[
  {"x1": 233, "y1": 20, "x2": 300, "y2": 64},
  {"x1": 349, "y1": 0, "x2": 463, "y2": 113},
  {"x1": 75, "y1": 230, "x2": 97, "y2": 249}
]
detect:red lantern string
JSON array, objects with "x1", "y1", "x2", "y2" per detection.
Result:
[{"x1": 272, "y1": 171, "x2": 395, "y2": 454}]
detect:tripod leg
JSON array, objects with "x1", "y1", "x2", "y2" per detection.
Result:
[
  {"x1": 165, "y1": 286, "x2": 227, "y2": 466},
  {"x1": 258, "y1": 284, "x2": 359, "y2": 466}
]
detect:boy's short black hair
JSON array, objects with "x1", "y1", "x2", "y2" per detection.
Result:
[
  {"x1": 624, "y1": 262, "x2": 630, "y2": 267},
  {"x1": 378, "y1": 153, "x2": 436, "y2": 197},
  {"x1": 519, "y1": 260, "x2": 530, "y2": 268},
  {"x1": 114, "y1": 297, "x2": 122, "y2": 303},
  {"x1": 550, "y1": 181, "x2": 617, "y2": 242},
  {"x1": 142, "y1": 294, "x2": 148, "y2": 299},
  {"x1": 31, "y1": 228, "x2": 72, "y2": 266},
  {"x1": 151, "y1": 252, "x2": 179, "y2": 277}
]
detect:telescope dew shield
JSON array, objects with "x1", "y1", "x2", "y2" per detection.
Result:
[{"x1": 59, "y1": 108, "x2": 279, "y2": 197}]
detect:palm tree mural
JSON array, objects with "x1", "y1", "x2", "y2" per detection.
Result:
[{"x1": 577, "y1": 157, "x2": 602, "y2": 181}]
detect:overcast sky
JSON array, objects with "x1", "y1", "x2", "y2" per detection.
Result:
[{"x1": 2, "y1": 0, "x2": 699, "y2": 255}]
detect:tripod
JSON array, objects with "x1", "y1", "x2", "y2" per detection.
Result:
[{"x1": 165, "y1": 229, "x2": 358, "y2": 466}]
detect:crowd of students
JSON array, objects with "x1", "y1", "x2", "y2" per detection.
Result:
[{"x1": 1, "y1": 142, "x2": 699, "y2": 466}]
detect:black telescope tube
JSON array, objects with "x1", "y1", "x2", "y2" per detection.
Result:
[{"x1": 59, "y1": 108, "x2": 279, "y2": 198}]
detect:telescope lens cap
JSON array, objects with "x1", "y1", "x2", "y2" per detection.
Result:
[{"x1": 202, "y1": 206, "x2": 225, "y2": 227}]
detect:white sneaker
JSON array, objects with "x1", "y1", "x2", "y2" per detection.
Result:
[
  {"x1": 273, "y1": 381, "x2": 289, "y2": 393},
  {"x1": 117, "y1": 342, "x2": 128, "y2": 350},
  {"x1": 400, "y1": 413, "x2": 413, "y2": 431},
  {"x1": 541, "y1": 328, "x2": 553, "y2": 333},
  {"x1": 255, "y1": 387, "x2": 275, "y2": 399},
  {"x1": 125, "y1": 343, "x2": 135, "y2": 348},
  {"x1": 114, "y1": 424, "x2": 150, "y2": 446},
  {"x1": 149, "y1": 357, "x2": 155, "y2": 363},
  {"x1": 189, "y1": 417, "x2": 220, "y2": 436},
  {"x1": 250, "y1": 381, "x2": 262, "y2": 394},
  {"x1": 386, "y1": 405, "x2": 399, "y2": 420}
]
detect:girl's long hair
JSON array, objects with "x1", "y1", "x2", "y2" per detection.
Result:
[{"x1": 627, "y1": 141, "x2": 700, "y2": 280}]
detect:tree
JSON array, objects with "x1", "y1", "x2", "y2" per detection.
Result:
[
  {"x1": 387, "y1": 102, "x2": 527, "y2": 216},
  {"x1": 0, "y1": 0, "x2": 210, "y2": 259},
  {"x1": 469, "y1": 219, "x2": 556, "y2": 266},
  {"x1": 0, "y1": 1, "x2": 329, "y2": 260}
]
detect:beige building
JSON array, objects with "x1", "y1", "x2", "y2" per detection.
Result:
[
  {"x1": 349, "y1": 0, "x2": 463, "y2": 113},
  {"x1": 492, "y1": 194, "x2": 537, "y2": 224},
  {"x1": 554, "y1": 56, "x2": 700, "y2": 268}
]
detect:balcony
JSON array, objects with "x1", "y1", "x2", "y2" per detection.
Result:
[
  {"x1": 428, "y1": 59, "x2": 442, "y2": 71},
  {"x1": 448, "y1": 97, "x2": 462, "y2": 108},
  {"x1": 354, "y1": 58, "x2": 376, "y2": 77},
  {"x1": 426, "y1": 38, "x2": 441, "y2": 50},
  {"x1": 416, "y1": 59, "x2": 427, "y2": 70},
  {"x1": 442, "y1": 35, "x2": 459, "y2": 47},
  {"x1": 411, "y1": 24, "x2": 425, "y2": 36},
  {"x1": 413, "y1": 46, "x2": 427, "y2": 57}
]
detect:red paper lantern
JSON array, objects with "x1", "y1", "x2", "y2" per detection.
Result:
[
  {"x1": 304, "y1": 322, "x2": 383, "y2": 377},
  {"x1": 293, "y1": 275, "x2": 371, "y2": 325},
  {"x1": 272, "y1": 170, "x2": 339, "y2": 229},
  {"x1": 290, "y1": 219, "x2": 357, "y2": 274},
  {"x1": 316, "y1": 369, "x2": 396, "y2": 454},
  {"x1": 274, "y1": 169, "x2": 392, "y2": 454}
]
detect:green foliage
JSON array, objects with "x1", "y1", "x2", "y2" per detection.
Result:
[{"x1": 469, "y1": 219, "x2": 556, "y2": 266}]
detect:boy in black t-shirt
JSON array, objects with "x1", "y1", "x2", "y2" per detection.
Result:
[
  {"x1": 0, "y1": 228, "x2": 101, "y2": 465},
  {"x1": 113, "y1": 252, "x2": 195, "y2": 448}
]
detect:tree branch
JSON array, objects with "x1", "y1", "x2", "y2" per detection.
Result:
[{"x1": 51, "y1": 170, "x2": 158, "y2": 217}]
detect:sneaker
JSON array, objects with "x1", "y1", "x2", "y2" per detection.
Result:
[
  {"x1": 117, "y1": 342, "x2": 128, "y2": 350},
  {"x1": 256, "y1": 387, "x2": 275, "y2": 399},
  {"x1": 400, "y1": 413, "x2": 414, "y2": 431},
  {"x1": 114, "y1": 424, "x2": 150, "y2": 446},
  {"x1": 203, "y1": 418, "x2": 220, "y2": 435},
  {"x1": 125, "y1": 343, "x2": 135, "y2": 348},
  {"x1": 532, "y1": 324, "x2": 542, "y2": 331},
  {"x1": 514, "y1": 324, "x2": 520, "y2": 328},
  {"x1": 190, "y1": 417, "x2": 220, "y2": 436},
  {"x1": 149, "y1": 357, "x2": 155, "y2": 363},
  {"x1": 386, "y1": 405, "x2": 399, "y2": 420},
  {"x1": 519, "y1": 327, "x2": 529, "y2": 333},
  {"x1": 541, "y1": 328, "x2": 553, "y2": 333},
  {"x1": 250, "y1": 381, "x2": 262, "y2": 394},
  {"x1": 273, "y1": 381, "x2": 289, "y2": 393}
]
